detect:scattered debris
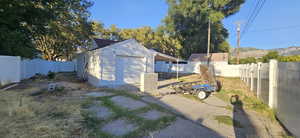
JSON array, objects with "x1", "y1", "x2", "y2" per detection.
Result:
[
  {"x1": 0, "y1": 83, "x2": 18, "y2": 91},
  {"x1": 48, "y1": 83, "x2": 57, "y2": 92}
]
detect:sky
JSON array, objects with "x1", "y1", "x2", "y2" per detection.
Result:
[{"x1": 89, "y1": 0, "x2": 300, "y2": 50}]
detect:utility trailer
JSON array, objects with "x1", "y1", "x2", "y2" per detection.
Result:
[{"x1": 167, "y1": 64, "x2": 221, "y2": 100}]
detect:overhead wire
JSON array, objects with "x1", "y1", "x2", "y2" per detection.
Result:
[{"x1": 241, "y1": 0, "x2": 267, "y2": 39}]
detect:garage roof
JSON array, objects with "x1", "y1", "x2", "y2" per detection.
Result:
[
  {"x1": 91, "y1": 38, "x2": 181, "y2": 62},
  {"x1": 90, "y1": 39, "x2": 119, "y2": 50}
]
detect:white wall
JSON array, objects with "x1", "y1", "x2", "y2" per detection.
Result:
[
  {"x1": 0, "y1": 56, "x2": 21, "y2": 85},
  {"x1": 155, "y1": 61, "x2": 241, "y2": 77},
  {"x1": 214, "y1": 64, "x2": 242, "y2": 77}
]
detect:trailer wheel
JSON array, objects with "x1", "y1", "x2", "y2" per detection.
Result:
[{"x1": 197, "y1": 91, "x2": 207, "y2": 100}]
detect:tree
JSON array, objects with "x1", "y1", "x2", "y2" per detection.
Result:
[
  {"x1": 0, "y1": 0, "x2": 94, "y2": 60},
  {"x1": 34, "y1": 0, "x2": 94, "y2": 61},
  {"x1": 217, "y1": 41, "x2": 230, "y2": 53},
  {"x1": 162, "y1": 0, "x2": 244, "y2": 59},
  {"x1": 91, "y1": 22, "x2": 182, "y2": 57},
  {"x1": 0, "y1": 0, "x2": 57, "y2": 58}
]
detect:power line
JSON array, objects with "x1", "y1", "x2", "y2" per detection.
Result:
[
  {"x1": 241, "y1": 0, "x2": 262, "y2": 36},
  {"x1": 241, "y1": 0, "x2": 267, "y2": 38},
  {"x1": 247, "y1": 25, "x2": 300, "y2": 32}
]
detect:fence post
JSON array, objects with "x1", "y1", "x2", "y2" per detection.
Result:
[
  {"x1": 240, "y1": 65, "x2": 243, "y2": 81},
  {"x1": 250, "y1": 63, "x2": 255, "y2": 91},
  {"x1": 269, "y1": 59, "x2": 278, "y2": 109},
  {"x1": 244, "y1": 65, "x2": 247, "y2": 82},
  {"x1": 242, "y1": 65, "x2": 245, "y2": 81},
  {"x1": 257, "y1": 62, "x2": 262, "y2": 98},
  {"x1": 247, "y1": 64, "x2": 251, "y2": 86},
  {"x1": 245, "y1": 64, "x2": 248, "y2": 84}
]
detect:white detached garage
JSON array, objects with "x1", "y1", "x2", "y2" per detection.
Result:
[{"x1": 77, "y1": 39, "x2": 160, "y2": 88}]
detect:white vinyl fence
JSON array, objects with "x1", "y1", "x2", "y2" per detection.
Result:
[
  {"x1": 0, "y1": 56, "x2": 21, "y2": 85},
  {"x1": 240, "y1": 60, "x2": 300, "y2": 137},
  {"x1": 155, "y1": 61, "x2": 241, "y2": 77},
  {"x1": 0, "y1": 55, "x2": 76, "y2": 86},
  {"x1": 21, "y1": 59, "x2": 75, "y2": 79}
]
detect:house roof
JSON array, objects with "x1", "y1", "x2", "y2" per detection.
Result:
[
  {"x1": 92, "y1": 39, "x2": 119, "y2": 50},
  {"x1": 149, "y1": 49, "x2": 183, "y2": 62},
  {"x1": 188, "y1": 53, "x2": 228, "y2": 62}
]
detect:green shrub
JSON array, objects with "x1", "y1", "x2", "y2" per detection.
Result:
[
  {"x1": 229, "y1": 57, "x2": 257, "y2": 64},
  {"x1": 262, "y1": 51, "x2": 279, "y2": 63},
  {"x1": 47, "y1": 71, "x2": 56, "y2": 79},
  {"x1": 279, "y1": 55, "x2": 300, "y2": 62}
]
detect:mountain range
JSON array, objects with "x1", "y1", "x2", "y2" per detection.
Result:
[{"x1": 230, "y1": 46, "x2": 300, "y2": 58}]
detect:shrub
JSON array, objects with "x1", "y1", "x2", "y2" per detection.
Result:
[
  {"x1": 261, "y1": 51, "x2": 279, "y2": 63},
  {"x1": 229, "y1": 57, "x2": 257, "y2": 64},
  {"x1": 278, "y1": 55, "x2": 300, "y2": 62},
  {"x1": 47, "y1": 71, "x2": 56, "y2": 79}
]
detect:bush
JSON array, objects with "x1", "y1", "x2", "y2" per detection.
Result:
[
  {"x1": 261, "y1": 51, "x2": 279, "y2": 63},
  {"x1": 279, "y1": 55, "x2": 300, "y2": 62},
  {"x1": 229, "y1": 57, "x2": 257, "y2": 64},
  {"x1": 47, "y1": 71, "x2": 56, "y2": 79}
]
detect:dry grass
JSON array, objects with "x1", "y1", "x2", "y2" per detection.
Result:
[
  {"x1": 0, "y1": 73, "x2": 177, "y2": 138},
  {"x1": 0, "y1": 73, "x2": 92, "y2": 138}
]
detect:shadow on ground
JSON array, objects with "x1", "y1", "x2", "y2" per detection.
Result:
[{"x1": 230, "y1": 95, "x2": 258, "y2": 138}]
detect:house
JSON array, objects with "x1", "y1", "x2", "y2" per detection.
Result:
[
  {"x1": 188, "y1": 53, "x2": 229, "y2": 65},
  {"x1": 76, "y1": 39, "x2": 178, "y2": 87}
]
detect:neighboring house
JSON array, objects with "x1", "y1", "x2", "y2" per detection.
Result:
[
  {"x1": 188, "y1": 53, "x2": 229, "y2": 65},
  {"x1": 76, "y1": 39, "x2": 177, "y2": 87}
]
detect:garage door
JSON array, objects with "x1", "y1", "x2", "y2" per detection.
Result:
[{"x1": 115, "y1": 56, "x2": 145, "y2": 84}]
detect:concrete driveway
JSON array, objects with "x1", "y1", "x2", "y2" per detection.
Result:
[{"x1": 141, "y1": 78, "x2": 286, "y2": 138}]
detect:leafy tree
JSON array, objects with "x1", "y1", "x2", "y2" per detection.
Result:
[
  {"x1": 34, "y1": 0, "x2": 93, "y2": 61},
  {"x1": 0, "y1": 0, "x2": 57, "y2": 58},
  {"x1": 92, "y1": 22, "x2": 182, "y2": 57},
  {"x1": 162, "y1": 0, "x2": 244, "y2": 59},
  {"x1": 217, "y1": 41, "x2": 230, "y2": 53},
  {"x1": 0, "y1": 0, "x2": 94, "y2": 60}
]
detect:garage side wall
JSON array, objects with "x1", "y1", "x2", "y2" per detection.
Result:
[{"x1": 86, "y1": 50, "x2": 101, "y2": 87}]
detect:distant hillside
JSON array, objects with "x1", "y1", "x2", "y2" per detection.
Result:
[{"x1": 231, "y1": 46, "x2": 300, "y2": 58}]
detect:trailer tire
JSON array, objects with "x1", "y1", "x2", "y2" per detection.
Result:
[{"x1": 197, "y1": 91, "x2": 207, "y2": 100}]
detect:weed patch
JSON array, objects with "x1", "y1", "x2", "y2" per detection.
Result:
[
  {"x1": 214, "y1": 115, "x2": 243, "y2": 128},
  {"x1": 215, "y1": 89, "x2": 276, "y2": 121}
]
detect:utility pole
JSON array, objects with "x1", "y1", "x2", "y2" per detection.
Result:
[
  {"x1": 207, "y1": 19, "x2": 211, "y2": 58},
  {"x1": 206, "y1": 1, "x2": 211, "y2": 65},
  {"x1": 236, "y1": 23, "x2": 241, "y2": 64}
]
